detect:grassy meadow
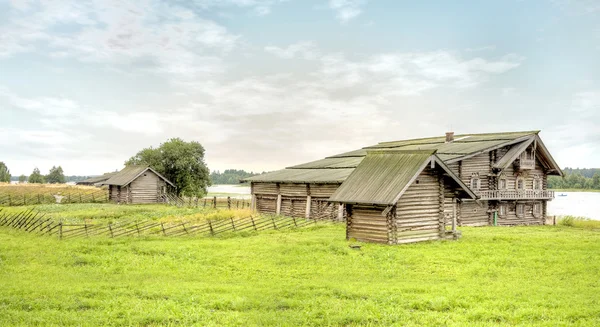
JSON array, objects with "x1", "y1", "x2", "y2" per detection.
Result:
[
  {"x1": 1, "y1": 218, "x2": 599, "y2": 326},
  {"x1": 0, "y1": 203, "x2": 254, "y2": 224}
]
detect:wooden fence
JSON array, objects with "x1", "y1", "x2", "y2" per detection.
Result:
[
  {"x1": 165, "y1": 195, "x2": 251, "y2": 210},
  {"x1": 0, "y1": 208, "x2": 331, "y2": 240},
  {"x1": 0, "y1": 189, "x2": 109, "y2": 206}
]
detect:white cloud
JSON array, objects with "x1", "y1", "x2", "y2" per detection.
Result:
[
  {"x1": 264, "y1": 41, "x2": 319, "y2": 59},
  {"x1": 1, "y1": 0, "x2": 239, "y2": 83},
  {"x1": 329, "y1": 0, "x2": 367, "y2": 23}
]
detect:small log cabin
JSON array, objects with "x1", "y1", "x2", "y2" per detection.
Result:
[
  {"x1": 244, "y1": 131, "x2": 562, "y2": 244},
  {"x1": 103, "y1": 166, "x2": 175, "y2": 204}
]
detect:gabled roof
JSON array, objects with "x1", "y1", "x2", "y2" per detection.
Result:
[
  {"x1": 493, "y1": 136, "x2": 535, "y2": 170},
  {"x1": 243, "y1": 130, "x2": 562, "y2": 184},
  {"x1": 244, "y1": 168, "x2": 353, "y2": 184},
  {"x1": 328, "y1": 150, "x2": 477, "y2": 205},
  {"x1": 103, "y1": 166, "x2": 175, "y2": 187}
]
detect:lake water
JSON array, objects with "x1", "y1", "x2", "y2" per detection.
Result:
[
  {"x1": 208, "y1": 186, "x2": 600, "y2": 220},
  {"x1": 207, "y1": 184, "x2": 251, "y2": 199},
  {"x1": 547, "y1": 192, "x2": 600, "y2": 220}
]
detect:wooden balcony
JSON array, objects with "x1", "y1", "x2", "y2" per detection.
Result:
[
  {"x1": 515, "y1": 158, "x2": 535, "y2": 170},
  {"x1": 476, "y1": 189, "x2": 554, "y2": 200}
]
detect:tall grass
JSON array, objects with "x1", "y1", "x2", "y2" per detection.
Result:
[{"x1": 558, "y1": 215, "x2": 600, "y2": 229}]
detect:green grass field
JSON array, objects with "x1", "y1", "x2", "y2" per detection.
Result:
[
  {"x1": 1, "y1": 220, "x2": 599, "y2": 326},
  {"x1": 0, "y1": 203, "x2": 254, "y2": 224}
]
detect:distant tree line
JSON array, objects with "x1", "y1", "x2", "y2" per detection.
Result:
[
  {"x1": 548, "y1": 168, "x2": 600, "y2": 190},
  {"x1": 210, "y1": 169, "x2": 261, "y2": 184},
  {"x1": 1, "y1": 163, "x2": 68, "y2": 184}
]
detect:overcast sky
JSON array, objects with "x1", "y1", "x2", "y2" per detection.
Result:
[{"x1": 1, "y1": 0, "x2": 599, "y2": 176}]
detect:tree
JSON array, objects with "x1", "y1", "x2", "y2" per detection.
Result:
[
  {"x1": 0, "y1": 162, "x2": 10, "y2": 183},
  {"x1": 28, "y1": 168, "x2": 45, "y2": 184},
  {"x1": 126, "y1": 138, "x2": 211, "y2": 197},
  {"x1": 18, "y1": 175, "x2": 27, "y2": 183},
  {"x1": 46, "y1": 166, "x2": 66, "y2": 184},
  {"x1": 592, "y1": 173, "x2": 600, "y2": 190}
]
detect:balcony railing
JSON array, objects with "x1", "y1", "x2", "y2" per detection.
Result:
[
  {"x1": 515, "y1": 158, "x2": 535, "y2": 170},
  {"x1": 476, "y1": 189, "x2": 554, "y2": 200}
]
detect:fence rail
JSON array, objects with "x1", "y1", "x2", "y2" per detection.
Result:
[
  {"x1": 165, "y1": 195, "x2": 251, "y2": 210},
  {"x1": 0, "y1": 189, "x2": 109, "y2": 206},
  {"x1": 0, "y1": 208, "x2": 331, "y2": 240}
]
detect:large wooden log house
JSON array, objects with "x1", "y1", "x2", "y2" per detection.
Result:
[
  {"x1": 103, "y1": 166, "x2": 175, "y2": 204},
  {"x1": 245, "y1": 131, "x2": 562, "y2": 244}
]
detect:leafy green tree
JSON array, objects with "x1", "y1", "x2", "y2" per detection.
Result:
[
  {"x1": 28, "y1": 168, "x2": 45, "y2": 184},
  {"x1": 592, "y1": 173, "x2": 600, "y2": 190},
  {"x1": 126, "y1": 138, "x2": 211, "y2": 197},
  {"x1": 46, "y1": 166, "x2": 66, "y2": 184},
  {"x1": 0, "y1": 162, "x2": 10, "y2": 183},
  {"x1": 210, "y1": 169, "x2": 260, "y2": 184},
  {"x1": 18, "y1": 175, "x2": 27, "y2": 183}
]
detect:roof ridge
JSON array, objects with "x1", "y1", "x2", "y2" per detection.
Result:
[
  {"x1": 376, "y1": 130, "x2": 539, "y2": 145},
  {"x1": 366, "y1": 149, "x2": 436, "y2": 155}
]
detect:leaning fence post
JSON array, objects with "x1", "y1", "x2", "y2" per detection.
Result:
[
  {"x1": 59, "y1": 220, "x2": 63, "y2": 240},
  {"x1": 213, "y1": 196, "x2": 217, "y2": 209},
  {"x1": 227, "y1": 197, "x2": 231, "y2": 210},
  {"x1": 250, "y1": 216, "x2": 256, "y2": 230},
  {"x1": 271, "y1": 217, "x2": 277, "y2": 229},
  {"x1": 208, "y1": 220, "x2": 214, "y2": 235},
  {"x1": 85, "y1": 221, "x2": 89, "y2": 237},
  {"x1": 108, "y1": 224, "x2": 114, "y2": 238},
  {"x1": 230, "y1": 217, "x2": 236, "y2": 231},
  {"x1": 204, "y1": 198, "x2": 207, "y2": 208},
  {"x1": 161, "y1": 222, "x2": 166, "y2": 236}
]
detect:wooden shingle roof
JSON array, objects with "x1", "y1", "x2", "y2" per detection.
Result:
[
  {"x1": 103, "y1": 166, "x2": 175, "y2": 187},
  {"x1": 329, "y1": 150, "x2": 477, "y2": 205},
  {"x1": 243, "y1": 130, "x2": 562, "y2": 184}
]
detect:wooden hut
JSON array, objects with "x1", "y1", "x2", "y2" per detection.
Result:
[
  {"x1": 328, "y1": 150, "x2": 476, "y2": 244},
  {"x1": 102, "y1": 166, "x2": 175, "y2": 204}
]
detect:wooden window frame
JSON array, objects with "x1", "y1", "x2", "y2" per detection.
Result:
[
  {"x1": 516, "y1": 177, "x2": 525, "y2": 190},
  {"x1": 499, "y1": 204, "x2": 507, "y2": 217},
  {"x1": 532, "y1": 176, "x2": 541, "y2": 190},
  {"x1": 470, "y1": 173, "x2": 481, "y2": 190},
  {"x1": 533, "y1": 202, "x2": 541, "y2": 217},
  {"x1": 498, "y1": 178, "x2": 507, "y2": 190},
  {"x1": 516, "y1": 204, "x2": 525, "y2": 218}
]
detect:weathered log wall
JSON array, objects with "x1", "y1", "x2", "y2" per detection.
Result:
[
  {"x1": 459, "y1": 200, "x2": 489, "y2": 226},
  {"x1": 109, "y1": 185, "x2": 129, "y2": 203},
  {"x1": 460, "y1": 153, "x2": 491, "y2": 191},
  {"x1": 129, "y1": 171, "x2": 165, "y2": 204},
  {"x1": 496, "y1": 200, "x2": 545, "y2": 225},
  {"x1": 251, "y1": 182, "x2": 341, "y2": 220},
  {"x1": 346, "y1": 204, "x2": 390, "y2": 243},
  {"x1": 395, "y1": 166, "x2": 443, "y2": 243}
]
